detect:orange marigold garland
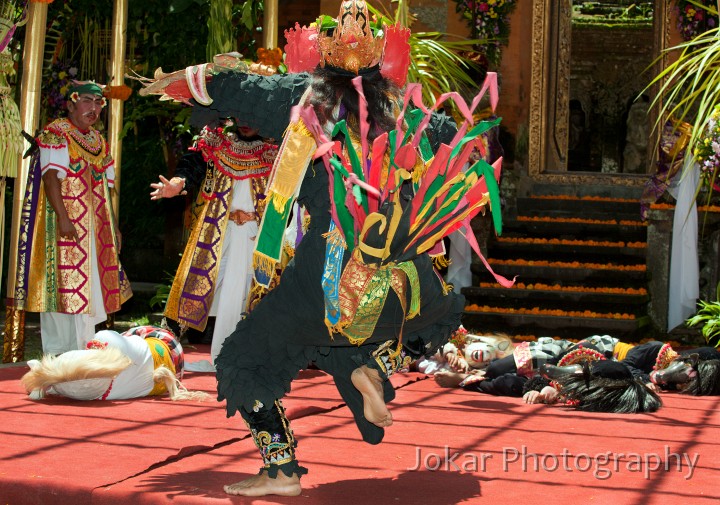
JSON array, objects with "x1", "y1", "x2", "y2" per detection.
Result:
[
  {"x1": 476, "y1": 282, "x2": 647, "y2": 295},
  {"x1": 464, "y1": 304, "x2": 636, "y2": 320},
  {"x1": 531, "y1": 195, "x2": 636, "y2": 203},
  {"x1": 495, "y1": 237, "x2": 646, "y2": 248},
  {"x1": 488, "y1": 258, "x2": 646, "y2": 272},
  {"x1": 516, "y1": 216, "x2": 646, "y2": 227}
]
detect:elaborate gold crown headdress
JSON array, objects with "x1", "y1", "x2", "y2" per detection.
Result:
[
  {"x1": 557, "y1": 346, "x2": 606, "y2": 367},
  {"x1": 317, "y1": 0, "x2": 385, "y2": 74},
  {"x1": 653, "y1": 343, "x2": 678, "y2": 371}
]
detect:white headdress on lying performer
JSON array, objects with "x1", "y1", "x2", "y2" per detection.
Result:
[
  {"x1": 463, "y1": 333, "x2": 514, "y2": 368},
  {"x1": 22, "y1": 348, "x2": 130, "y2": 400},
  {"x1": 21, "y1": 328, "x2": 211, "y2": 402}
]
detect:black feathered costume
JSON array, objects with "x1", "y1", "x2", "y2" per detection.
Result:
[{"x1": 138, "y1": 3, "x2": 507, "y2": 481}]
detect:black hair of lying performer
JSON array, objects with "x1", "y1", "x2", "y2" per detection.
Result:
[{"x1": 528, "y1": 360, "x2": 663, "y2": 413}]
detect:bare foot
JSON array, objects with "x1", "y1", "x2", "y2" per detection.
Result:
[
  {"x1": 351, "y1": 365, "x2": 393, "y2": 427},
  {"x1": 435, "y1": 370, "x2": 468, "y2": 388},
  {"x1": 224, "y1": 471, "x2": 301, "y2": 497}
]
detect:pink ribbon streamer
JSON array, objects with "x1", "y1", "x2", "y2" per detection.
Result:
[{"x1": 459, "y1": 221, "x2": 516, "y2": 288}]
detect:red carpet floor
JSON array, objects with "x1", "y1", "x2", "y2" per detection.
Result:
[{"x1": 1, "y1": 344, "x2": 718, "y2": 504}]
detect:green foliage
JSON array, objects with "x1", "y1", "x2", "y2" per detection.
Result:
[
  {"x1": 149, "y1": 272, "x2": 176, "y2": 310},
  {"x1": 168, "y1": 0, "x2": 207, "y2": 14},
  {"x1": 369, "y1": 2, "x2": 484, "y2": 106},
  {"x1": 119, "y1": 3, "x2": 210, "y2": 254},
  {"x1": 50, "y1": 0, "x2": 114, "y2": 37},
  {"x1": 207, "y1": 0, "x2": 234, "y2": 61},
  {"x1": 644, "y1": 2, "x2": 720, "y2": 204},
  {"x1": 235, "y1": 0, "x2": 264, "y2": 57},
  {"x1": 453, "y1": 0, "x2": 517, "y2": 68},
  {"x1": 686, "y1": 282, "x2": 720, "y2": 348},
  {"x1": 408, "y1": 33, "x2": 481, "y2": 105},
  {"x1": 116, "y1": 103, "x2": 172, "y2": 249},
  {"x1": 571, "y1": 1, "x2": 653, "y2": 28},
  {"x1": 128, "y1": 1, "x2": 209, "y2": 75},
  {"x1": 675, "y1": 0, "x2": 718, "y2": 41}
]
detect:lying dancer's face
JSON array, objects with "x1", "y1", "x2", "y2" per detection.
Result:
[
  {"x1": 650, "y1": 357, "x2": 697, "y2": 387},
  {"x1": 463, "y1": 342, "x2": 496, "y2": 368}
]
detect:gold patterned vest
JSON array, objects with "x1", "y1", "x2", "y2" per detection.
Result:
[{"x1": 17, "y1": 118, "x2": 132, "y2": 314}]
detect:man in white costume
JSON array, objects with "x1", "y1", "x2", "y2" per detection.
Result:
[{"x1": 151, "y1": 122, "x2": 277, "y2": 369}]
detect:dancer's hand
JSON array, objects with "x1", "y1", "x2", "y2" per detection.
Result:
[
  {"x1": 150, "y1": 175, "x2": 187, "y2": 200},
  {"x1": 58, "y1": 216, "x2": 78, "y2": 242},
  {"x1": 445, "y1": 351, "x2": 468, "y2": 372},
  {"x1": 450, "y1": 356, "x2": 469, "y2": 373},
  {"x1": 523, "y1": 390, "x2": 544, "y2": 404},
  {"x1": 524, "y1": 386, "x2": 559, "y2": 404}
]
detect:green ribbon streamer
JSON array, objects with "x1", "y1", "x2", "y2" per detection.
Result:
[
  {"x1": 332, "y1": 120, "x2": 369, "y2": 214},
  {"x1": 329, "y1": 157, "x2": 356, "y2": 251}
]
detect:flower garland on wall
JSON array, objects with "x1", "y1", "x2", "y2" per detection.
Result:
[
  {"x1": 675, "y1": 0, "x2": 718, "y2": 40},
  {"x1": 41, "y1": 60, "x2": 78, "y2": 120},
  {"x1": 454, "y1": 0, "x2": 517, "y2": 68}
]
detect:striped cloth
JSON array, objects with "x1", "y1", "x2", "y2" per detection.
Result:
[{"x1": 121, "y1": 326, "x2": 184, "y2": 379}]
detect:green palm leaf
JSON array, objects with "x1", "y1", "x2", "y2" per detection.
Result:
[
  {"x1": 686, "y1": 281, "x2": 720, "y2": 347},
  {"x1": 369, "y1": 1, "x2": 484, "y2": 105},
  {"x1": 645, "y1": 1, "x2": 720, "y2": 202}
]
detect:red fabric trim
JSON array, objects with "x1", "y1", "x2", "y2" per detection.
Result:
[
  {"x1": 99, "y1": 380, "x2": 114, "y2": 400},
  {"x1": 37, "y1": 141, "x2": 66, "y2": 150},
  {"x1": 41, "y1": 163, "x2": 69, "y2": 175}
]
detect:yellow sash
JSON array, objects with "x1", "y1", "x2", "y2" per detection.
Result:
[{"x1": 146, "y1": 337, "x2": 176, "y2": 396}]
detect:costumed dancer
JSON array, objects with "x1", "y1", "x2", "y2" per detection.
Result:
[
  {"x1": 520, "y1": 335, "x2": 658, "y2": 403},
  {"x1": 150, "y1": 120, "x2": 277, "y2": 369},
  {"x1": 520, "y1": 342, "x2": 622, "y2": 406},
  {"x1": 524, "y1": 340, "x2": 720, "y2": 409},
  {"x1": 537, "y1": 357, "x2": 663, "y2": 413},
  {"x1": 446, "y1": 115, "x2": 503, "y2": 292},
  {"x1": 525, "y1": 339, "x2": 694, "y2": 404},
  {"x1": 137, "y1": 1, "x2": 511, "y2": 496},
  {"x1": 415, "y1": 325, "x2": 513, "y2": 375},
  {"x1": 433, "y1": 334, "x2": 626, "y2": 397},
  {"x1": 21, "y1": 325, "x2": 209, "y2": 402},
  {"x1": 13, "y1": 81, "x2": 132, "y2": 356},
  {"x1": 639, "y1": 118, "x2": 692, "y2": 220},
  {"x1": 650, "y1": 345, "x2": 720, "y2": 395},
  {"x1": 434, "y1": 335, "x2": 577, "y2": 396}
]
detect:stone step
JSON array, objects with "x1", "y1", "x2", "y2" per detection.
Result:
[
  {"x1": 460, "y1": 311, "x2": 650, "y2": 341},
  {"x1": 515, "y1": 196, "x2": 642, "y2": 221},
  {"x1": 500, "y1": 218, "x2": 647, "y2": 242},
  {"x1": 462, "y1": 286, "x2": 649, "y2": 306},
  {"x1": 487, "y1": 239, "x2": 647, "y2": 261},
  {"x1": 472, "y1": 263, "x2": 648, "y2": 287},
  {"x1": 462, "y1": 191, "x2": 655, "y2": 340}
]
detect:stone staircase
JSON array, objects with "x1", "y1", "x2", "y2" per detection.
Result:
[{"x1": 461, "y1": 195, "x2": 653, "y2": 341}]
